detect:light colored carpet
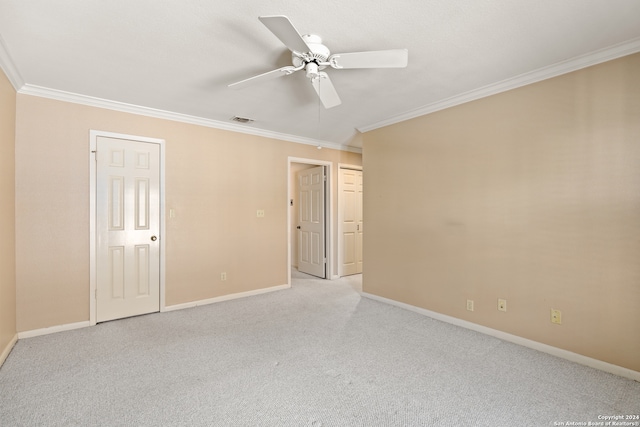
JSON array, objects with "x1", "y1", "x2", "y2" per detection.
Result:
[{"x1": 1, "y1": 270, "x2": 638, "y2": 426}]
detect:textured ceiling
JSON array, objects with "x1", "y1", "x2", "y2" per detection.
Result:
[{"x1": 1, "y1": 1, "x2": 639, "y2": 150}]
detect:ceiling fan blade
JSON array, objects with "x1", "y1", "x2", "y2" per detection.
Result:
[
  {"x1": 329, "y1": 49, "x2": 408, "y2": 69},
  {"x1": 311, "y1": 72, "x2": 341, "y2": 109},
  {"x1": 258, "y1": 15, "x2": 311, "y2": 53},
  {"x1": 228, "y1": 66, "x2": 298, "y2": 90}
]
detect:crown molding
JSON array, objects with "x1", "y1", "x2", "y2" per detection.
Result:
[
  {"x1": 358, "y1": 37, "x2": 640, "y2": 133},
  {"x1": 0, "y1": 34, "x2": 25, "y2": 90},
  {"x1": 17, "y1": 84, "x2": 362, "y2": 154}
]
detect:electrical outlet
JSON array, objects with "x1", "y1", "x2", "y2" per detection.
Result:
[
  {"x1": 498, "y1": 298, "x2": 507, "y2": 312},
  {"x1": 256, "y1": 209, "x2": 265, "y2": 218},
  {"x1": 220, "y1": 272, "x2": 227, "y2": 281},
  {"x1": 466, "y1": 299, "x2": 474, "y2": 312},
  {"x1": 551, "y1": 309, "x2": 562, "y2": 324}
]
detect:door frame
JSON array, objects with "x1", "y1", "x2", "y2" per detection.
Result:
[
  {"x1": 287, "y1": 157, "x2": 333, "y2": 285},
  {"x1": 337, "y1": 164, "x2": 363, "y2": 277},
  {"x1": 89, "y1": 130, "x2": 166, "y2": 326}
]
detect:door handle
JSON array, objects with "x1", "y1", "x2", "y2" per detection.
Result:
[
  {"x1": 151, "y1": 236, "x2": 157, "y2": 241},
  {"x1": 296, "y1": 226, "x2": 301, "y2": 229}
]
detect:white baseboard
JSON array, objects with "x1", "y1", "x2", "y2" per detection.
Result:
[
  {"x1": 17, "y1": 321, "x2": 92, "y2": 340},
  {"x1": 362, "y1": 292, "x2": 640, "y2": 382},
  {"x1": 0, "y1": 333, "x2": 18, "y2": 367},
  {"x1": 164, "y1": 284, "x2": 290, "y2": 312},
  {"x1": 14, "y1": 285, "x2": 291, "y2": 340}
]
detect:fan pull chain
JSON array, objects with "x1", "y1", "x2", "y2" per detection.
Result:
[{"x1": 317, "y1": 76, "x2": 322, "y2": 139}]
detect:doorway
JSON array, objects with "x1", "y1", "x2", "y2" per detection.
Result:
[
  {"x1": 297, "y1": 165, "x2": 326, "y2": 278},
  {"x1": 288, "y1": 158, "x2": 333, "y2": 284},
  {"x1": 338, "y1": 165, "x2": 363, "y2": 276}
]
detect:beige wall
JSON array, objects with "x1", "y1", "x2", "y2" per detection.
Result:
[
  {"x1": 0, "y1": 67, "x2": 17, "y2": 363},
  {"x1": 363, "y1": 53, "x2": 640, "y2": 372},
  {"x1": 15, "y1": 95, "x2": 360, "y2": 332}
]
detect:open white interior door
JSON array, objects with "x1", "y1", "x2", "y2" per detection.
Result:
[
  {"x1": 96, "y1": 136, "x2": 160, "y2": 322},
  {"x1": 297, "y1": 165, "x2": 326, "y2": 278}
]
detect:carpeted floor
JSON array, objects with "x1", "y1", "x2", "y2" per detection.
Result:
[{"x1": 1, "y1": 270, "x2": 638, "y2": 426}]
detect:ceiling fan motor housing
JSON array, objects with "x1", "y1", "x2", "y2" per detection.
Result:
[{"x1": 292, "y1": 34, "x2": 330, "y2": 72}]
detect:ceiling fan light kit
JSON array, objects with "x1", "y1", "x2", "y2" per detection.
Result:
[{"x1": 229, "y1": 15, "x2": 408, "y2": 109}]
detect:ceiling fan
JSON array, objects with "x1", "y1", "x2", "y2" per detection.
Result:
[{"x1": 228, "y1": 15, "x2": 408, "y2": 109}]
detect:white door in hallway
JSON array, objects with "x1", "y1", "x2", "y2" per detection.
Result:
[
  {"x1": 96, "y1": 136, "x2": 160, "y2": 322},
  {"x1": 340, "y1": 168, "x2": 363, "y2": 276},
  {"x1": 297, "y1": 166, "x2": 326, "y2": 278}
]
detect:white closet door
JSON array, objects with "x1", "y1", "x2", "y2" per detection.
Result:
[{"x1": 96, "y1": 136, "x2": 160, "y2": 322}]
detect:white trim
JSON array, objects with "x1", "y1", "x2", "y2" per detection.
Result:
[
  {"x1": 337, "y1": 164, "x2": 363, "y2": 278},
  {"x1": 287, "y1": 157, "x2": 334, "y2": 285},
  {"x1": 89, "y1": 130, "x2": 166, "y2": 325},
  {"x1": 362, "y1": 292, "x2": 640, "y2": 382},
  {"x1": 0, "y1": 34, "x2": 24, "y2": 90},
  {"x1": 0, "y1": 334, "x2": 18, "y2": 367},
  {"x1": 159, "y1": 144, "x2": 167, "y2": 313},
  {"x1": 164, "y1": 284, "x2": 290, "y2": 312},
  {"x1": 18, "y1": 84, "x2": 361, "y2": 154},
  {"x1": 89, "y1": 132, "x2": 97, "y2": 325},
  {"x1": 338, "y1": 163, "x2": 364, "y2": 172},
  {"x1": 358, "y1": 37, "x2": 640, "y2": 133},
  {"x1": 16, "y1": 285, "x2": 287, "y2": 338},
  {"x1": 17, "y1": 321, "x2": 91, "y2": 340}
]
